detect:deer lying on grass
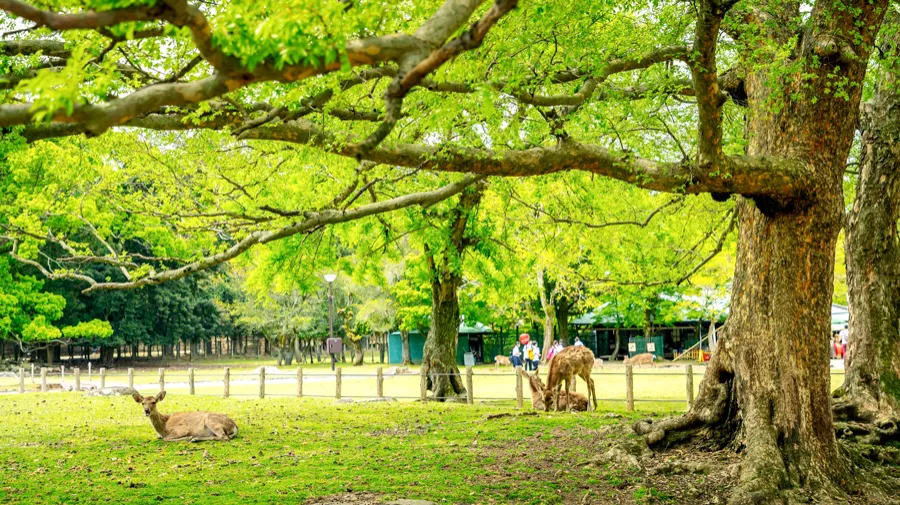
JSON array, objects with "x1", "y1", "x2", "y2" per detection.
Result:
[
  {"x1": 623, "y1": 352, "x2": 657, "y2": 368},
  {"x1": 132, "y1": 391, "x2": 238, "y2": 442},
  {"x1": 544, "y1": 346, "x2": 598, "y2": 412},
  {"x1": 520, "y1": 368, "x2": 587, "y2": 411}
]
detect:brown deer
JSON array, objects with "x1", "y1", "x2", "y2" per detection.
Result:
[
  {"x1": 520, "y1": 368, "x2": 587, "y2": 411},
  {"x1": 623, "y1": 352, "x2": 657, "y2": 368},
  {"x1": 132, "y1": 391, "x2": 238, "y2": 442},
  {"x1": 494, "y1": 355, "x2": 511, "y2": 368},
  {"x1": 543, "y1": 346, "x2": 597, "y2": 412}
]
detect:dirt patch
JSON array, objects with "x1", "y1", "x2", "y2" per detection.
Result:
[{"x1": 303, "y1": 493, "x2": 383, "y2": 505}]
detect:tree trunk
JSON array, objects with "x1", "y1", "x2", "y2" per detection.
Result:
[
  {"x1": 400, "y1": 330, "x2": 412, "y2": 365},
  {"x1": 351, "y1": 339, "x2": 364, "y2": 366},
  {"x1": 555, "y1": 295, "x2": 571, "y2": 346},
  {"x1": 611, "y1": 327, "x2": 620, "y2": 361},
  {"x1": 635, "y1": 5, "x2": 885, "y2": 500},
  {"x1": 833, "y1": 56, "x2": 900, "y2": 423},
  {"x1": 379, "y1": 335, "x2": 386, "y2": 364},
  {"x1": 421, "y1": 276, "x2": 466, "y2": 399},
  {"x1": 537, "y1": 269, "x2": 555, "y2": 363}
]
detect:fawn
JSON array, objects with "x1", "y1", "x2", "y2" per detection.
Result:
[{"x1": 132, "y1": 391, "x2": 238, "y2": 442}]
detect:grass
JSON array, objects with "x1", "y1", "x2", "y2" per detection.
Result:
[{"x1": 0, "y1": 393, "x2": 673, "y2": 505}]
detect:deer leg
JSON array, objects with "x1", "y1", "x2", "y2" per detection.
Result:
[
  {"x1": 163, "y1": 435, "x2": 193, "y2": 442},
  {"x1": 565, "y1": 378, "x2": 572, "y2": 413}
]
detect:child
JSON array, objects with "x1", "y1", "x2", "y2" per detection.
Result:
[{"x1": 511, "y1": 343, "x2": 522, "y2": 368}]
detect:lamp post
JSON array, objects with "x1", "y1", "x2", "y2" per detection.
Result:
[{"x1": 324, "y1": 273, "x2": 337, "y2": 371}]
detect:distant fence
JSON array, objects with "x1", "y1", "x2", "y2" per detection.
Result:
[{"x1": 1, "y1": 364, "x2": 847, "y2": 411}]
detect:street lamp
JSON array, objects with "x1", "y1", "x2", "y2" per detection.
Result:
[{"x1": 324, "y1": 273, "x2": 338, "y2": 371}]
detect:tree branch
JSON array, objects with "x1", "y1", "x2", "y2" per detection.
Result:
[
  {"x1": 9, "y1": 175, "x2": 483, "y2": 293},
  {"x1": 242, "y1": 119, "x2": 811, "y2": 198}
]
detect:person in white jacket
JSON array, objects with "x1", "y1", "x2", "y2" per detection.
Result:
[
  {"x1": 511, "y1": 343, "x2": 523, "y2": 368},
  {"x1": 532, "y1": 344, "x2": 541, "y2": 370}
]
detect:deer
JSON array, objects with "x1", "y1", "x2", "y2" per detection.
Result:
[
  {"x1": 132, "y1": 391, "x2": 238, "y2": 442},
  {"x1": 543, "y1": 346, "x2": 597, "y2": 412},
  {"x1": 593, "y1": 358, "x2": 604, "y2": 369},
  {"x1": 494, "y1": 355, "x2": 511, "y2": 368},
  {"x1": 623, "y1": 352, "x2": 657, "y2": 368},
  {"x1": 520, "y1": 368, "x2": 587, "y2": 411}
]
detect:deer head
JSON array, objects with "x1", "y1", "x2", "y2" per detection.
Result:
[{"x1": 132, "y1": 391, "x2": 166, "y2": 417}]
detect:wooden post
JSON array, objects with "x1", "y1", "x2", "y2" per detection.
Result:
[
  {"x1": 158, "y1": 368, "x2": 165, "y2": 392},
  {"x1": 223, "y1": 367, "x2": 230, "y2": 398},
  {"x1": 419, "y1": 367, "x2": 427, "y2": 401},
  {"x1": 100, "y1": 368, "x2": 106, "y2": 388},
  {"x1": 376, "y1": 367, "x2": 383, "y2": 398},
  {"x1": 297, "y1": 367, "x2": 303, "y2": 398},
  {"x1": 515, "y1": 369, "x2": 523, "y2": 409},
  {"x1": 73, "y1": 368, "x2": 80, "y2": 392},
  {"x1": 335, "y1": 368, "x2": 342, "y2": 399},
  {"x1": 625, "y1": 365, "x2": 634, "y2": 412},
  {"x1": 686, "y1": 365, "x2": 695, "y2": 408},
  {"x1": 466, "y1": 367, "x2": 474, "y2": 405},
  {"x1": 259, "y1": 367, "x2": 265, "y2": 399},
  {"x1": 128, "y1": 368, "x2": 134, "y2": 388},
  {"x1": 40, "y1": 367, "x2": 47, "y2": 392},
  {"x1": 189, "y1": 368, "x2": 195, "y2": 395},
  {"x1": 18, "y1": 367, "x2": 24, "y2": 393}
]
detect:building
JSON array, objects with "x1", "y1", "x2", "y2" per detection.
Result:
[{"x1": 387, "y1": 322, "x2": 498, "y2": 365}]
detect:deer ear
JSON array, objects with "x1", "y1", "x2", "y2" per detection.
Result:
[
  {"x1": 157, "y1": 391, "x2": 166, "y2": 401},
  {"x1": 132, "y1": 393, "x2": 143, "y2": 403}
]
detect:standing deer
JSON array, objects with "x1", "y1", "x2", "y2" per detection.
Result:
[
  {"x1": 520, "y1": 368, "x2": 587, "y2": 411},
  {"x1": 494, "y1": 355, "x2": 511, "y2": 368},
  {"x1": 543, "y1": 346, "x2": 598, "y2": 412},
  {"x1": 132, "y1": 391, "x2": 238, "y2": 442}
]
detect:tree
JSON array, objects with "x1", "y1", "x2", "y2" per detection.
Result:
[
  {"x1": 833, "y1": 17, "x2": 900, "y2": 425},
  {"x1": 0, "y1": 0, "x2": 892, "y2": 500}
]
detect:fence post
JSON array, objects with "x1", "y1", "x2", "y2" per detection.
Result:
[
  {"x1": 18, "y1": 367, "x2": 24, "y2": 393},
  {"x1": 40, "y1": 367, "x2": 47, "y2": 392},
  {"x1": 376, "y1": 367, "x2": 383, "y2": 398},
  {"x1": 128, "y1": 368, "x2": 134, "y2": 388},
  {"x1": 189, "y1": 368, "x2": 195, "y2": 395},
  {"x1": 100, "y1": 368, "x2": 106, "y2": 388},
  {"x1": 259, "y1": 367, "x2": 265, "y2": 399},
  {"x1": 223, "y1": 367, "x2": 230, "y2": 398},
  {"x1": 74, "y1": 368, "x2": 80, "y2": 392},
  {"x1": 625, "y1": 365, "x2": 634, "y2": 412},
  {"x1": 466, "y1": 367, "x2": 474, "y2": 405},
  {"x1": 515, "y1": 370, "x2": 523, "y2": 409},
  {"x1": 158, "y1": 368, "x2": 165, "y2": 392},
  {"x1": 335, "y1": 368, "x2": 342, "y2": 400},
  {"x1": 419, "y1": 367, "x2": 427, "y2": 401},
  {"x1": 297, "y1": 367, "x2": 303, "y2": 398},
  {"x1": 685, "y1": 365, "x2": 694, "y2": 408}
]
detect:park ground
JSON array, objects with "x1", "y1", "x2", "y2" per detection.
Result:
[
  {"x1": 1, "y1": 393, "x2": 731, "y2": 505},
  {"x1": 0, "y1": 359, "x2": 859, "y2": 505}
]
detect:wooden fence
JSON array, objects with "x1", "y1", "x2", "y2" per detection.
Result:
[{"x1": 0, "y1": 364, "x2": 738, "y2": 411}]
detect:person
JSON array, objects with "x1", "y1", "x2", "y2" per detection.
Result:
[
  {"x1": 832, "y1": 334, "x2": 843, "y2": 359},
  {"x1": 547, "y1": 340, "x2": 559, "y2": 361},
  {"x1": 573, "y1": 337, "x2": 584, "y2": 347},
  {"x1": 839, "y1": 325, "x2": 849, "y2": 360},
  {"x1": 532, "y1": 344, "x2": 541, "y2": 370},
  {"x1": 511, "y1": 343, "x2": 522, "y2": 368},
  {"x1": 524, "y1": 341, "x2": 535, "y2": 371}
]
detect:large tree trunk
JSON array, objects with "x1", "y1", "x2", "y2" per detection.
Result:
[
  {"x1": 636, "y1": 3, "x2": 885, "y2": 501},
  {"x1": 834, "y1": 55, "x2": 900, "y2": 423},
  {"x1": 400, "y1": 330, "x2": 412, "y2": 365},
  {"x1": 421, "y1": 276, "x2": 466, "y2": 399}
]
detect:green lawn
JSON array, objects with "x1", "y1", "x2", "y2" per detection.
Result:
[{"x1": 0, "y1": 393, "x2": 678, "y2": 505}]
